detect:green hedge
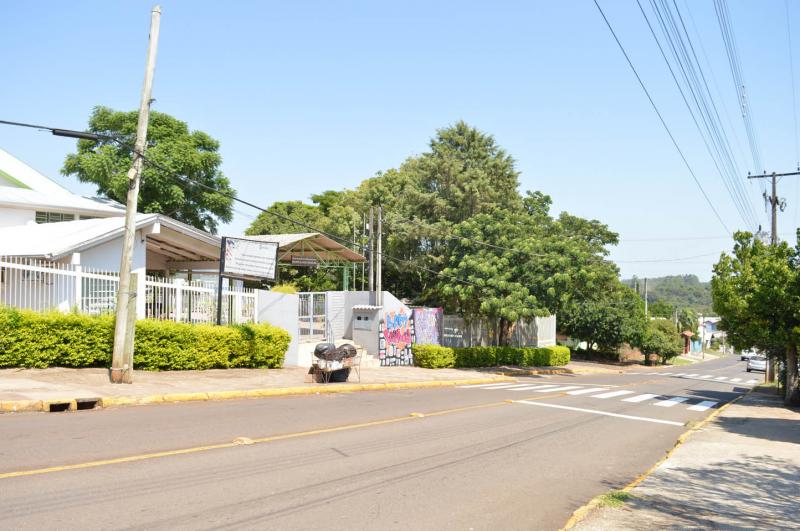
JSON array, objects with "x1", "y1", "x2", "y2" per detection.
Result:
[
  {"x1": 0, "y1": 307, "x2": 290, "y2": 370},
  {"x1": 412, "y1": 344, "x2": 570, "y2": 369}
]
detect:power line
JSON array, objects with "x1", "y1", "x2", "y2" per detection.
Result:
[
  {"x1": 637, "y1": 0, "x2": 758, "y2": 230},
  {"x1": 592, "y1": 0, "x2": 731, "y2": 234},
  {"x1": 787, "y1": 0, "x2": 799, "y2": 169}
]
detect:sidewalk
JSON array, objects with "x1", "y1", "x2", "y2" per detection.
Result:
[
  {"x1": 0, "y1": 366, "x2": 514, "y2": 412},
  {"x1": 572, "y1": 388, "x2": 800, "y2": 530}
]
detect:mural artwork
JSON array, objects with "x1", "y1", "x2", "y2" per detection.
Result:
[
  {"x1": 379, "y1": 309, "x2": 414, "y2": 366},
  {"x1": 412, "y1": 308, "x2": 443, "y2": 345}
]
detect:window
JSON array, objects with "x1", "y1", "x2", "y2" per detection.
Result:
[
  {"x1": 35, "y1": 212, "x2": 75, "y2": 224},
  {"x1": 79, "y1": 215, "x2": 98, "y2": 220}
]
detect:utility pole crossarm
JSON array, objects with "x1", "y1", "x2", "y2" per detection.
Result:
[{"x1": 747, "y1": 171, "x2": 800, "y2": 179}]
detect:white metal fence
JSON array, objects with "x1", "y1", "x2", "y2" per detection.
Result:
[
  {"x1": 441, "y1": 315, "x2": 557, "y2": 348},
  {"x1": 0, "y1": 256, "x2": 255, "y2": 325}
]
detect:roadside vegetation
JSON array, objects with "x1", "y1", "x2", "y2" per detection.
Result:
[
  {"x1": 0, "y1": 307, "x2": 290, "y2": 370},
  {"x1": 712, "y1": 232, "x2": 800, "y2": 406}
]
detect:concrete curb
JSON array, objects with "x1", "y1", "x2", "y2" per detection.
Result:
[
  {"x1": 559, "y1": 390, "x2": 749, "y2": 530},
  {"x1": 492, "y1": 368, "x2": 570, "y2": 376},
  {"x1": 0, "y1": 377, "x2": 515, "y2": 414}
]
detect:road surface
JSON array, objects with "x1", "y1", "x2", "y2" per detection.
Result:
[{"x1": 0, "y1": 356, "x2": 759, "y2": 530}]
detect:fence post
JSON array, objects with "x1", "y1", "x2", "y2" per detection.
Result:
[
  {"x1": 174, "y1": 278, "x2": 185, "y2": 322},
  {"x1": 134, "y1": 268, "x2": 146, "y2": 319},
  {"x1": 233, "y1": 292, "x2": 243, "y2": 325},
  {"x1": 73, "y1": 265, "x2": 83, "y2": 312}
]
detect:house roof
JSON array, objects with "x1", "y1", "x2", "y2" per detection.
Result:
[
  {"x1": 0, "y1": 213, "x2": 220, "y2": 261},
  {"x1": 0, "y1": 148, "x2": 125, "y2": 216},
  {"x1": 0, "y1": 186, "x2": 125, "y2": 216},
  {"x1": 245, "y1": 232, "x2": 366, "y2": 263}
]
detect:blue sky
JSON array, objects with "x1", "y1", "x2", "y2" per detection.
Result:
[{"x1": 2, "y1": 1, "x2": 798, "y2": 281}]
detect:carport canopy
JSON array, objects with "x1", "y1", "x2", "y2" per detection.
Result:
[{"x1": 244, "y1": 233, "x2": 366, "y2": 265}]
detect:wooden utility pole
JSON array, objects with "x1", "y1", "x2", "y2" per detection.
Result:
[
  {"x1": 110, "y1": 5, "x2": 161, "y2": 384},
  {"x1": 747, "y1": 169, "x2": 798, "y2": 381}
]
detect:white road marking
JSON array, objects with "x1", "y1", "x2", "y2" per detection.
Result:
[
  {"x1": 459, "y1": 383, "x2": 520, "y2": 389},
  {"x1": 688, "y1": 400, "x2": 718, "y2": 411},
  {"x1": 498, "y1": 384, "x2": 545, "y2": 390},
  {"x1": 673, "y1": 373, "x2": 687, "y2": 376},
  {"x1": 591, "y1": 390, "x2": 634, "y2": 399},
  {"x1": 514, "y1": 400, "x2": 684, "y2": 426},
  {"x1": 654, "y1": 397, "x2": 689, "y2": 407},
  {"x1": 661, "y1": 372, "x2": 674, "y2": 375},
  {"x1": 534, "y1": 385, "x2": 581, "y2": 393},
  {"x1": 746, "y1": 379, "x2": 759, "y2": 384},
  {"x1": 566, "y1": 387, "x2": 609, "y2": 395},
  {"x1": 623, "y1": 393, "x2": 660, "y2": 403},
  {"x1": 700, "y1": 375, "x2": 714, "y2": 379},
  {"x1": 730, "y1": 378, "x2": 742, "y2": 382},
  {"x1": 714, "y1": 376, "x2": 729, "y2": 380},
  {"x1": 517, "y1": 384, "x2": 559, "y2": 391},
  {"x1": 686, "y1": 373, "x2": 700, "y2": 377},
  {"x1": 507, "y1": 385, "x2": 551, "y2": 391}
]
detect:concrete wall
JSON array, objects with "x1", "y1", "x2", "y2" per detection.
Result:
[{"x1": 256, "y1": 290, "x2": 300, "y2": 367}]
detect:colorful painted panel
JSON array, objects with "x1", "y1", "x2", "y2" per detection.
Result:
[
  {"x1": 379, "y1": 309, "x2": 414, "y2": 366},
  {"x1": 412, "y1": 308, "x2": 443, "y2": 345}
]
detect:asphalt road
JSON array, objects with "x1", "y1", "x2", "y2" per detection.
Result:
[{"x1": 0, "y1": 356, "x2": 759, "y2": 530}]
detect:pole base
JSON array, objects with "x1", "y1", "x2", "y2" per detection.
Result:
[{"x1": 109, "y1": 367, "x2": 133, "y2": 384}]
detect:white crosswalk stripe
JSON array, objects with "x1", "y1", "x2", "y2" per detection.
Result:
[
  {"x1": 506, "y1": 385, "x2": 552, "y2": 391},
  {"x1": 747, "y1": 379, "x2": 759, "y2": 384},
  {"x1": 688, "y1": 400, "x2": 718, "y2": 411},
  {"x1": 730, "y1": 378, "x2": 742, "y2": 382},
  {"x1": 566, "y1": 387, "x2": 609, "y2": 395},
  {"x1": 623, "y1": 393, "x2": 660, "y2": 403},
  {"x1": 458, "y1": 383, "x2": 519, "y2": 389},
  {"x1": 699, "y1": 375, "x2": 714, "y2": 379},
  {"x1": 534, "y1": 385, "x2": 581, "y2": 393},
  {"x1": 654, "y1": 397, "x2": 689, "y2": 407},
  {"x1": 591, "y1": 390, "x2": 634, "y2": 399},
  {"x1": 714, "y1": 376, "x2": 729, "y2": 380},
  {"x1": 499, "y1": 384, "x2": 545, "y2": 390}
]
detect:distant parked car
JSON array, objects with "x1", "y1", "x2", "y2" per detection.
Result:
[
  {"x1": 747, "y1": 356, "x2": 767, "y2": 373},
  {"x1": 740, "y1": 350, "x2": 757, "y2": 361}
]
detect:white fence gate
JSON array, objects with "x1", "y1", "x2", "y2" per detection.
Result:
[{"x1": 0, "y1": 256, "x2": 255, "y2": 325}]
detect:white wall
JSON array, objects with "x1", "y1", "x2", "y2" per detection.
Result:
[
  {"x1": 256, "y1": 290, "x2": 300, "y2": 367},
  {"x1": 80, "y1": 232, "x2": 146, "y2": 271},
  {"x1": 0, "y1": 207, "x2": 34, "y2": 228}
]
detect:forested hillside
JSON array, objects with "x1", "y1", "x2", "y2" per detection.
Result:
[{"x1": 623, "y1": 275, "x2": 712, "y2": 313}]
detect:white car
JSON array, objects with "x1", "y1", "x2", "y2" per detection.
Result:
[
  {"x1": 747, "y1": 356, "x2": 767, "y2": 373},
  {"x1": 740, "y1": 350, "x2": 757, "y2": 361}
]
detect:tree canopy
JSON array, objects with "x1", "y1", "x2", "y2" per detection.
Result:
[
  {"x1": 712, "y1": 232, "x2": 800, "y2": 405},
  {"x1": 62, "y1": 106, "x2": 235, "y2": 233}
]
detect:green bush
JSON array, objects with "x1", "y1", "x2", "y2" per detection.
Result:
[
  {"x1": 412, "y1": 345, "x2": 457, "y2": 368},
  {"x1": 412, "y1": 343, "x2": 570, "y2": 369},
  {"x1": 0, "y1": 307, "x2": 290, "y2": 370}
]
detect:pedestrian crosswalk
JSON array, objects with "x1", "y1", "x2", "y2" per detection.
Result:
[
  {"x1": 643, "y1": 372, "x2": 759, "y2": 385},
  {"x1": 458, "y1": 382, "x2": 720, "y2": 412}
]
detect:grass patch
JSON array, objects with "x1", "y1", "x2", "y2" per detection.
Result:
[
  {"x1": 668, "y1": 357, "x2": 694, "y2": 366},
  {"x1": 596, "y1": 490, "x2": 634, "y2": 508}
]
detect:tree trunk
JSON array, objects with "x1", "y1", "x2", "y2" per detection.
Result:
[
  {"x1": 785, "y1": 344, "x2": 800, "y2": 407},
  {"x1": 498, "y1": 318, "x2": 514, "y2": 347}
]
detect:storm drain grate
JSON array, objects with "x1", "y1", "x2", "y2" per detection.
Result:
[
  {"x1": 75, "y1": 398, "x2": 100, "y2": 411},
  {"x1": 48, "y1": 402, "x2": 71, "y2": 413}
]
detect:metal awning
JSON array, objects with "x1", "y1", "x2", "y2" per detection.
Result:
[{"x1": 244, "y1": 233, "x2": 366, "y2": 265}]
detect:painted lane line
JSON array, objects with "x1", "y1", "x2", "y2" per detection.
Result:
[
  {"x1": 514, "y1": 400, "x2": 683, "y2": 426},
  {"x1": 654, "y1": 397, "x2": 689, "y2": 407},
  {"x1": 673, "y1": 373, "x2": 687, "y2": 376},
  {"x1": 534, "y1": 385, "x2": 581, "y2": 393},
  {"x1": 730, "y1": 378, "x2": 742, "y2": 382},
  {"x1": 623, "y1": 393, "x2": 660, "y2": 403},
  {"x1": 591, "y1": 390, "x2": 634, "y2": 399},
  {"x1": 686, "y1": 374, "x2": 700, "y2": 377},
  {"x1": 688, "y1": 400, "x2": 718, "y2": 411},
  {"x1": 699, "y1": 375, "x2": 714, "y2": 379},
  {"x1": 714, "y1": 376, "x2": 729, "y2": 380},
  {"x1": 566, "y1": 387, "x2": 609, "y2": 396},
  {"x1": 458, "y1": 382, "x2": 514, "y2": 389}
]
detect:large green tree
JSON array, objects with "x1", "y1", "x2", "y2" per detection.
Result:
[
  {"x1": 712, "y1": 232, "x2": 800, "y2": 406},
  {"x1": 62, "y1": 106, "x2": 235, "y2": 233}
]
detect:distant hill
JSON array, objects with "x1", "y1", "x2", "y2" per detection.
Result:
[{"x1": 622, "y1": 275, "x2": 712, "y2": 313}]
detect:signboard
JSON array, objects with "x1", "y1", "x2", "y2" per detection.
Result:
[
  {"x1": 220, "y1": 237, "x2": 279, "y2": 280},
  {"x1": 290, "y1": 255, "x2": 318, "y2": 267}
]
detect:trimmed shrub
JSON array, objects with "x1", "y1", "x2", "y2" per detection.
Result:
[
  {"x1": 412, "y1": 343, "x2": 570, "y2": 369},
  {"x1": 0, "y1": 307, "x2": 290, "y2": 370},
  {"x1": 412, "y1": 345, "x2": 456, "y2": 368}
]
